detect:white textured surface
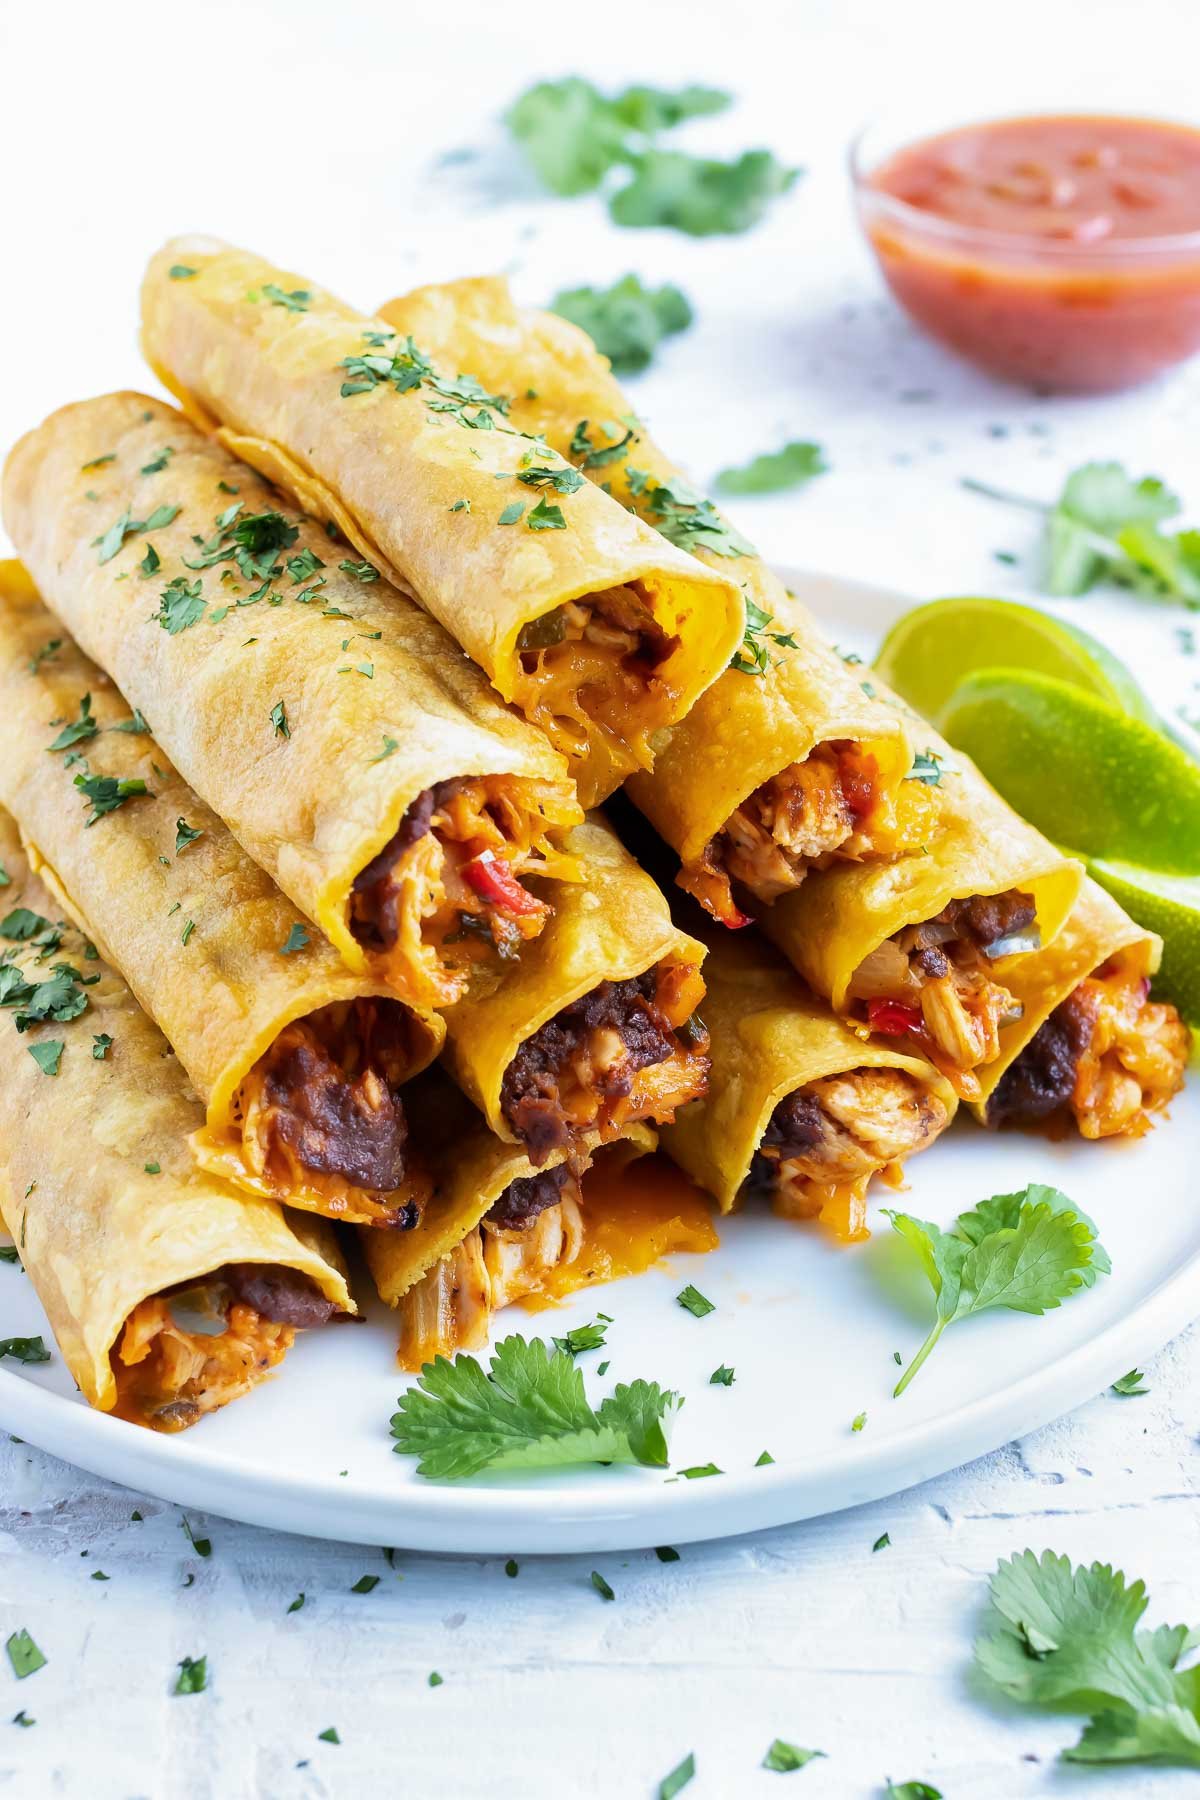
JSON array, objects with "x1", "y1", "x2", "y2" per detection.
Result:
[{"x1": 3, "y1": 0, "x2": 1200, "y2": 1794}]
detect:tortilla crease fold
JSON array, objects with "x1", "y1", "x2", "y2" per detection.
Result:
[
  {"x1": 441, "y1": 813, "x2": 707, "y2": 1139},
  {"x1": 0, "y1": 563, "x2": 443, "y2": 1173},
  {"x1": 0, "y1": 394, "x2": 582, "y2": 1006},
  {"x1": 0, "y1": 808, "x2": 352, "y2": 1414},
  {"x1": 139, "y1": 239, "x2": 746, "y2": 806},
  {"x1": 376, "y1": 274, "x2": 916, "y2": 861},
  {"x1": 361, "y1": 1069, "x2": 656, "y2": 1307},
  {"x1": 972, "y1": 876, "x2": 1163, "y2": 1116},
  {"x1": 761, "y1": 716, "x2": 1083, "y2": 1011},
  {"x1": 661, "y1": 925, "x2": 958, "y2": 1212}
]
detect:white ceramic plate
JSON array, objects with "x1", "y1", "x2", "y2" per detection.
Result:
[{"x1": 1, "y1": 572, "x2": 1195, "y2": 1553}]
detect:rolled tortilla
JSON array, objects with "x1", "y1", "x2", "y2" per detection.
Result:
[
  {"x1": 981, "y1": 878, "x2": 1189, "y2": 1138},
  {"x1": 0, "y1": 808, "x2": 354, "y2": 1428},
  {"x1": 139, "y1": 239, "x2": 745, "y2": 807},
  {"x1": 1, "y1": 393, "x2": 582, "y2": 1011},
  {"x1": 0, "y1": 563, "x2": 443, "y2": 1227},
  {"x1": 376, "y1": 275, "x2": 932, "y2": 920},
  {"x1": 362, "y1": 1070, "x2": 713, "y2": 1368},
  {"x1": 442, "y1": 814, "x2": 711, "y2": 1161},
  {"x1": 661, "y1": 925, "x2": 956, "y2": 1235}
]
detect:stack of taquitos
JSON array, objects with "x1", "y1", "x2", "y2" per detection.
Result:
[{"x1": 0, "y1": 806, "x2": 355, "y2": 1432}]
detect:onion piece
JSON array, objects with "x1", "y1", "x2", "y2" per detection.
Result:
[
  {"x1": 983, "y1": 929, "x2": 1043, "y2": 961},
  {"x1": 847, "y1": 938, "x2": 920, "y2": 999}
]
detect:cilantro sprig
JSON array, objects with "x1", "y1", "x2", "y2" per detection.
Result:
[
  {"x1": 886, "y1": 1184, "x2": 1110, "y2": 1395},
  {"x1": 715, "y1": 440, "x2": 826, "y2": 497},
  {"x1": 627, "y1": 469, "x2": 753, "y2": 559},
  {"x1": 976, "y1": 1549, "x2": 1200, "y2": 1766},
  {"x1": 550, "y1": 276, "x2": 692, "y2": 374},
  {"x1": 390, "y1": 1333, "x2": 680, "y2": 1479},
  {"x1": 732, "y1": 599, "x2": 799, "y2": 676}
]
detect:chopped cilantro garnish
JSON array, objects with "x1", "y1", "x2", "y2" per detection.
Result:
[
  {"x1": 851, "y1": 1411, "x2": 867, "y2": 1433},
  {"x1": 81, "y1": 453, "x2": 116, "y2": 471},
  {"x1": 708, "y1": 1365, "x2": 735, "y2": 1386},
  {"x1": 280, "y1": 923, "x2": 309, "y2": 956},
  {"x1": 92, "y1": 1033, "x2": 113, "y2": 1059},
  {"x1": 12, "y1": 1710, "x2": 34, "y2": 1726},
  {"x1": 74, "y1": 773, "x2": 149, "y2": 825},
  {"x1": 286, "y1": 548, "x2": 325, "y2": 583},
  {"x1": 590, "y1": 1570, "x2": 615, "y2": 1602},
  {"x1": 716, "y1": 440, "x2": 826, "y2": 497},
  {"x1": 884, "y1": 1783, "x2": 942, "y2": 1799},
  {"x1": 27, "y1": 1041, "x2": 63, "y2": 1077},
  {"x1": 507, "y1": 77, "x2": 729, "y2": 196},
  {"x1": 168, "y1": 264, "x2": 198, "y2": 279},
  {"x1": 182, "y1": 1518, "x2": 211, "y2": 1557},
  {"x1": 873, "y1": 1532, "x2": 891, "y2": 1552},
  {"x1": 369, "y1": 736, "x2": 399, "y2": 763},
  {"x1": 498, "y1": 501, "x2": 525, "y2": 525},
  {"x1": 0, "y1": 1337, "x2": 50, "y2": 1364},
  {"x1": 270, "y1": 701, "x2": 290, "y2": 739},
  {"x1": 5, "y1": 1630, "x2": 47, "y2": 1679},
  {"x1": 1111, "y1": 1368, "x2": 1149, "y2": 1396},
  {"x1": 676, "y1": 1284, "x2": 715, "y2": 1318},
  {"x1": 755, "y1": 1450, "x2": 774, "y2": 1466},
  {"x1": 287, "y1": 1594, "x2": 305, "y2": 1613},
  {"x1": 262, "y1": 284, "x2": 311, "y2": 312},
  {"x1": 450, "y1": 497, "x2": 471, "y2": 513},
  {"x1": 570, "y1": 420, "x2": 636, "y2": 469},
  {"x1": 339, "y1": 558, "x2": 379, "y2": 582},
  {"x1": 173, "y1": 1656, "x2": 207, "y2": 1696},
  {"x1": 174, "y1": 819, "x2": 203, "y2": 855},
  {"x1": 179, "y1": 920, "x2": 196, "y2": 946},
  {"x1": 390, "y1": 1333, "x2": 679, "y2": 1479},
  {"x1": 140, "y1": 446, "x2": 175, "y2": 476},
  {"x1": 887, "y1": 1185, "x2": 1110, "y2": 1395},
  {"x1": 427, "y1": 1673, "x2": 443, "y2": 1689},
  {"x1": 95, "y1": 504, "x2": 180, "y2": 564},
  {"x1": 318, "y1": 1726, "x2": 341, "y2": 1742},
  {"x1": 657, "y1": 1749, "x2": 696, "y2": 1798},
  {"x1": 504, "y1": 1559, "x2": 519, "y2": 1578},
  {"x1": 762, "y1": 1741, "x2": 824, "y2": 1772},
  {"x1": 350, "y1": 1575, "x2": 380, "y2": 1594},
  {"x1": 610, "y1": 148, "x2": 798, "y2": 236},
  {"x1": 516, "y1": 464, "x2": 585, "y2": 494},
  {"x1": 47, "y1": 694, "x2": 98, "y2": 753},
  {"x1": 679, "y1": 1463, "x2": 721, "y2": 1479},
  {"x1": 139, "y1": 544, "x2": 161, "y2": 578},
  {"x1": 111, "y1": 709, "x2": 150, "y2": 734},
  {"x1": 550, "y1": 277, "x2": 692, "y2": 373},
  {"x1": 906, "y1": 749, "x2": 944, "y2": 786},
  {"x1": 157, "y1": 576, "x2": 206, "y2": 634},
  {"x1": 732, "y1": 598, "x2": 799, "y2": 676},
  {"x1": 0, "y1": 909, "x2": 59, "y2": 945},
  {"x1": 27, "y1": 639, "x2": 62, "y2": 673},
  {"x1": 551, "y1": 1317, "x2": 610, "y2": 1357},
  {"x1": 526, "y1": 498, "x2": 567, "y2": 531},
  {"x1": 655, "y1": 1545, "x2": 679, "y2": 1563},
  {"x1": 632, "y1": 473, "x2": 753, "y2": 558}
]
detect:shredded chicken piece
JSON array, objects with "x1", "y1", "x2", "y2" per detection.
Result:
[
  {"x1": 748, "y1": 1068, "x2": 951, "y2": 1241},
  {"x1": 680, "y1": 741, "x2": 938, "y2": 924},
  {"x1": 113, "y1": 1298, "x2": 293, "y2": 1432},
  {"x1": 397, "y1": 1194, "x2": 585, "y2": 1368},
  {"x1": 1072, "y1": 964, "x2": 1189, "y2": 1139},
  {"x1": 350, "y1": 775, "x2": 578, "y2": 1008},
  {"x1": 511, "y1": 587, "x2": 681, "y2": 780}
]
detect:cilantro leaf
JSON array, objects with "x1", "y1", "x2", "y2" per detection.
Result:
[
  {"x1": 74, "y1": 772, "x2": 149, "y2": 825},
  {"x1": 732, "y1": 597, "x2": 800, "y2": 676},
  {"x1": 174, "y1": 818, "x2": 203, "y2": 855},
  {"x1": 610, "y1": 148, "x2": 798, "y2": 236},
  {"x1": 262, "y1": 284, "x2": 311, "y2": 312},
  {"x1": 526, "y1": 498, "x2": 566, "y2": 531},
  {"x1": 280, "y1": 924, "x2": 309, "y2": 956},
  {"x1": 676, "y1": 1284, "x2": 714, "y2": 1317},
  {"x1": 611, "y1": 84, "x2": 729, "y2": 135},
  {"x1": 975, "y1": 1549, "x2": 1200, "y2": 1767},
  {"x1": 551, "y1": 1317, "x2": 610, "y2": 1357},
  {"x1": 887, "y1": 1184, "x2": 1109, "y2": 1395},
  {"x1": 27, "y1": 1041, "x2": 63, "y2": 1077},
  {"x1": 506, "y1": 78, "x2": 730, "y2": 200},
  {"x1": 157, "y1": 576, "x2": 206, "y2": 634},
  {"x1": 11, "y1": 965, "x2": 90, "y2": 1031},
  {"x1": 762, "y1": 1740, "x2": 824, "y2": 1772},
  {"x1": 47, "y1": 694, "x2": 98, "y2": 753},
  {"x1": 715, "y1": 441, "x2": 827, "y2": 496},
  {"x1": 0, "y1": 1337, "x2": 50, "y2": 1364},
  {"x1": 884, "y1": 1784, "x2": 943, "y2": 1799},
  {"x1": 5, "y1": 1630, "x2": 47, "y2": 1679},
  {"x1": 173, "y1": 1655, "x2": 207, "y2": 1696},
  {"x1": 1112, "y1": 1368, "x2": 1149, "y2": 1396},
  {"x1": 389, "y1": 1333, "x2": 680, "y2": 1479},
  {"x1": 631, "y1": 472, "x2": 753, "y2": 558},
  {"x1": 550, "y1": 276, "x2": 692, "y2": 374},
  {"x1": 658, "y1": 1751, "x2": 695, "y2": 1798}
]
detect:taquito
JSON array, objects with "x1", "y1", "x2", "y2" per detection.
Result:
[
  {"x1": 748, "y1": 709, "x2": 1082, "y2": 1102},
  {"x1": 363, "y1": 1072, "x2": 714, "y2": 1368},
  {"x1": 0, "y1": 562, "x2": 442, "y2": 1228},
  {"x1": 0, "y1": 808, "x2": 354, "y2": 1432},
  {"x1": 661, "y1": 926, "x2": 956, "y2": 1239},
  {"x1": 442, "y1": 815, "x2": 711, "y2": 1162},
  {"x1": 140, "y1": 239, "x2": 745, "y2": 806},
  {"x1": 983, "y1": 879, "x2": 1188, "y2": 1139},
  {"x1": 376, "y1": 275, "x2": 935, "y2": 922},
  {"x1": 2, "y1": 394, "x2": 582, "y2": 1011}
]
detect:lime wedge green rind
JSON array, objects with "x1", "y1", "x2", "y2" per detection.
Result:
[
  {"x1": 1087, "y1": 858, "x2": 1200, "y2": 1027},
  {"x1": 937, "y1": 668, "x2": 1200, "y2": 876},
  {"x1": 874, "y1": 595, "x2": 1158, "y2": 729}
]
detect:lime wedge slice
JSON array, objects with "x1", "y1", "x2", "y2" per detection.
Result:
[
  {"x1": 937, "y1": 668, "x2": 1200, "y2": 875},
  {"x1": 1088, "y1": 859, "x2": 1200, "y2": 1025},
  {"x1": 875, "y1": 596, "x2": 1157, "y2": 728}
]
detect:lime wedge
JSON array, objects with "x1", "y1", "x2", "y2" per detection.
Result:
[
  {"x1": 937, "y1": 668, "x2": 1200, "y2": 875},
  {"x1": 1088, "y1": 859, "x2": 1200, "y2": 1026},
  {"x1": 875, "y1": 596, "x2": 1157, "y2": 728}
]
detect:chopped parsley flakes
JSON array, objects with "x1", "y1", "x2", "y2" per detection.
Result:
[{"x1": 676, "y1": 1284, "x2": 715, "y2": 1318}]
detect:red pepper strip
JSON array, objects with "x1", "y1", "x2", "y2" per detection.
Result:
[
  {"x1": 719, "y1": 902, "x2": 754, "y2": 930},
  {"x1": 461, "y1": 850, "x2": 547, "y2": 918},
  {"x1": 867, "y1": 998, "x2": 923, "y2": 1037}
]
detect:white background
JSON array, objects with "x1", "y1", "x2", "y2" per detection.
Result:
[{"x1": 2, "y1": 1, "x2": 1200, "y2": 1795}]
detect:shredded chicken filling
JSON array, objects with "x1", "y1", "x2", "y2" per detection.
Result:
[
  {"x1": 682, "y1": 741, "x2": 939, "y2": 925},
  {"x1": 499, "y1": 960, "x2": 710, "y2": 1164},
  {"x1": 744, "y1": 1068, "x2": 952, "y2": 1240},
  {"x1": 113, "y1": 1266, "x2": 339, "y2": 1432},
  {"x1": 848, "y1": 889, "x2": 1040, "y2": 1100},
  {"x1": 512, "y1": 589, "x2": 681, "y2": 776},
  {"x1": 398, "y1": 1185, "x2": 585, "y2": 1368},
  {"x1": 350, "y1": 776, "x2": 577, "y2": 1007},
  {"x1": 229, "y1": 998, "x2": 427, "y2": 1226},
  {"x1": 989, "y1": 958, "x2": 1189, "y2": 1138}
]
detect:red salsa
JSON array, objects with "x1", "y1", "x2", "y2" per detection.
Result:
[{"x1": 860, "y1": 114, "x2": 1200, "y2": 391}]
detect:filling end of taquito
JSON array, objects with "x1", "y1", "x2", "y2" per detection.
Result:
[
  {"x1": 112, "y1": 1263, "x2": 350, "y2": 1432},
  {"x1": 681, "y1": 737, "x2": 938, "y2": 927},
  {"x1": 395, "y1": 1151, "x2": 717, "y2": 1370},
  {"x1": 986, "y1": 952, "x2": 1190, "y2": 1139},
  {"x1": 193, "y1": 997, "x2": 434, "y2": 1228},
  {"x1": 741, "y1": 1067, "x2": 954, "y2": 1242},
  {"x1": 845, "y1": 888, "x2": 1046, "y2": 1102},
  {"x1": 498, "y1": 956, "x2": 710, "y2": 1164},
  {"x1": 348, "y1": 775, "x2": 581, "y2": 1009},
  {"x1": 510, "y1": 587, "x2": 684, "y2": 802}
]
